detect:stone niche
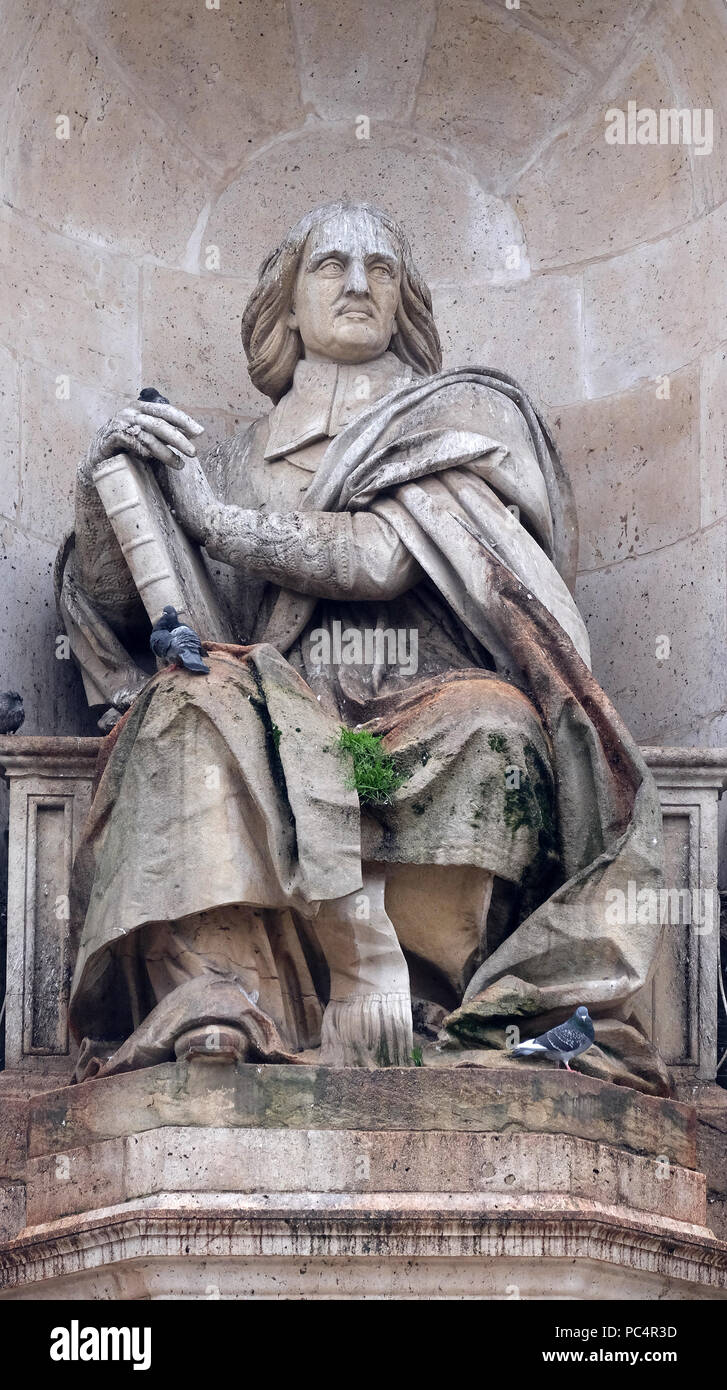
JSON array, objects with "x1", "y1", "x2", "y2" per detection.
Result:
[
  {"x1": 3, "y1": 0, "x2": 727, "y2": 1301},
  {"x1": 2, "y1": 0, "x2": 727, "y2": 751}
]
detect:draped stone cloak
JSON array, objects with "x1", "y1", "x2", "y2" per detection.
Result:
[{"x1": 59, "y1": 361, "x2": 666, "y2": 1092}]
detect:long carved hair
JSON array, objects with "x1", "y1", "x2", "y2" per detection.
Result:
[{"x1": 241, "y1": 201, "x2": 442, "y2": 403}]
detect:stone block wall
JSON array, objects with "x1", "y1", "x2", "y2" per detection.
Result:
[{"x1": 1, "y1": 0, "x2": 724, "y2": 750}]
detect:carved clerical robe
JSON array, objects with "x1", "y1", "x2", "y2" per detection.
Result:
[{"x1": 58, "y1": 358, "x2": 667, "y2": 1093}]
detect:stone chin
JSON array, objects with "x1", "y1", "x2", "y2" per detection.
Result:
[
  {"x1": 323, "y1": 332, "x2": 391, "y2": 361},
  {"x1": 324, "y1": 322, "x2": 393, "y2": 362}
]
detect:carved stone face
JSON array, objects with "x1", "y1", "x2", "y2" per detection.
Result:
[{"x1": 288, "y1": 209, "x2": 401, "y2": 365}]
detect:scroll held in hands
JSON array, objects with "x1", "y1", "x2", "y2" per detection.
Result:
[{"x1": 91, "y1": 451, "x2": 231, "y2": 641}]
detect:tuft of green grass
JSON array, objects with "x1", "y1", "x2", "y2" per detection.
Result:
[{"x1": 337, "y1": 727, "x2": 407, "y2": 807}]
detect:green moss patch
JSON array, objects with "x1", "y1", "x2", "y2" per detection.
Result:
[{"x1": 337, "y1": 727, "x2": 407, "y2": 807}]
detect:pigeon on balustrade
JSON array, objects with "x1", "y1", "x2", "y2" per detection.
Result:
[
  {"x1": 0, "y1": 692, "x2": 24, "y2": 735},
  {"x1": 510, "y1": 1005, "x2": 595, "y2": 1072},
  {"x1": 150, "y1": 606, "x2": 210, "y2": 675}
]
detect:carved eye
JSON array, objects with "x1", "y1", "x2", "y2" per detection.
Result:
[
  {"x1": 317, "y1": 258, "x2": 344, "y2": 275},
  {"x1": 369, "y1": 262, "x2": 394, "y2": 279}
]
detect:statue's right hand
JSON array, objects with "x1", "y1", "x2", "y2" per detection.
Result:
[{"x1": 80, "y1": 401, "x2": 205, "y2": 484}]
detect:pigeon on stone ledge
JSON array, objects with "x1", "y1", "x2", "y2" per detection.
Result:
[
  {"x1": 0, "y1": 692, "x2": 24, "y2": 735},
  {"x1": 510, "y1": 1005, "x2": 595, "y2": 1072},
  {"x1": 150, "y1": 606, "x2": 210, "y2": 675}
]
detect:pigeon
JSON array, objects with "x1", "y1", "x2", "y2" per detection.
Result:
[
  {"x1": 510, "y1": 1005, "x2": 595, "y2": 1072},
  {"x1": 150, "y1": 606, "x2": 210, "y2": 674},
  {"x1": 138, "y1": 386, "x2": 170, "y2": 405},
  {"x1": 0, "y1": 691, "x2": 24, "y2": 735}
]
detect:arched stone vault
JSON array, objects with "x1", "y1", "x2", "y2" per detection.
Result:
[{"x1": 0, "y1": 0, "x2": 725, "y2": 750}]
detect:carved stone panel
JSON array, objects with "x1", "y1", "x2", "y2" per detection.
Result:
[
  {"x1": 0, "y1": 738, "x2": 101, "y2": 1075},
  {"x1": 638, "y1": 750, "x2": 727, "y2": 1082}
]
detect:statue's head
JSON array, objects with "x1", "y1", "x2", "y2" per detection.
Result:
[{"x1": 241, "y1": 201, "x2": 442, "y2": 402}]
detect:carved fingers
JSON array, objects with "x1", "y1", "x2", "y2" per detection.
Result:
[
  {"x1": 86, "y1": 402, "x2": 205, "y2": 477},
  {"x1": 131, "y1": 400, "x2": 205, "y2": 440}
]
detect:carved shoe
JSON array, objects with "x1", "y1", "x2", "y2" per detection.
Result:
[{"x1": 173, "y1": 1022, "x2": 251, "y2": 1064}]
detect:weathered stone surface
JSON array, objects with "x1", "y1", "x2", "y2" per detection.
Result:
[
  {"x1": 4, "y1": 8, "x2": 212, "y2": 262},
  {"x1": 206, "y1": 127, "x2": 527, "y2": 287},
  {"x1": 290, "y1": 0, "x2": 435, "y2": 122},
  {"x1": 701, "y1": 346, "x2": 727, "y2": 528},
  {"x1": 22, "y1": 1125, "x2": 706, "y2": 1228},
  {"x1": 81, "y1": 0, "x2": 303, "y2": 172},
  {"x1": 0, "y1": 736, "x2": 102, "y2": 765},
  {"x1": 0, "y1": 345, "x2": 20, "y2": 522},
  {"x1": 26, "y1": 1064, "x2": 697, "y2": 1167},
  {"x1": 433, "y1": 273, "x2": 583, "y2": 407},
  {"x1": 19, "y1": 362, "x2": 118, "y2": 544},
  {"x1": 0, "y1": 1186, "x2": 25, "y2": 1246},
  {"x1": 0, "y1": 1097, "x2": 27, "y2": 1180},
  {"x1": 141, "y1": 266, "x2": 257, "y2": 416},
  {"x1": 3, "y1": 1212, "x2": 727, "y2": 1300},
  {"x1": 553, "y1": 366, "x2": 700, "y2": 570},
  {"x1": 514, "y1": 0, "x2": 651, "y2": 73},
  {"x1": 654, "y1": 0, "x2": 727, "y2": 214},
  {"x1": 584, "y1": 203, "x2": 727, "y2": 397},
  {"x1": 0, "y1": 206, "x2": 138, "y2": 397},
  {"x1": 186, "y1": 408, "x2": 256, "y2": 470},
  {"x1": 635, "y1": 750, "x2": 727, "y2": 1084},
  {"x1": 26, "y1": 1139, "x2": 125, "y2": 1227},
  {"x1": 576, "y1": 523, "x2": 727, "y2": 743},
  {"x1": 513, "y1": 48, "x2": 693, "y2": 270},
  {"x1": 0, "y1": 523, "x2": 88, "y2": 736},
  {"x1": 444, "y1": 975, "x2": 546, "y2": 1042},
  {"x1": 0, "y1": 741, "x2": 98, "y2": 1072},
  {"x1": 4, "y1": 1062, "x2": 721, "y2": 1301},
  {"x1": 693, "y1": 1090, "x2": 727, "y2": 1241},
  {"x1": 414, "y1": 0, "x2": 592, "y2": 188},
  {"x1": 0, "y1": 1, "x2": 48, "y2": 132}
]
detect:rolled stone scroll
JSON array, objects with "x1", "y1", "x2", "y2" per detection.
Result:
[{"x1": 91, "y1": 452, "x2": 231, "y2": 640}]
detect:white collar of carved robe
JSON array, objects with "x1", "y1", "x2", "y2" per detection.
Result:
[{"x1": 264, "y1": 351, "x2": 415, "y2": 462}]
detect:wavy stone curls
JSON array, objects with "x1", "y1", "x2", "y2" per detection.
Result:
[{"x1": 241, "y1": 201, "x2": 442, "y2": 402}]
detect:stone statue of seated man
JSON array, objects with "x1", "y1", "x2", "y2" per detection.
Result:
[{"x1": 57, "y1": 201, "x2": 666, "y2": 1091}]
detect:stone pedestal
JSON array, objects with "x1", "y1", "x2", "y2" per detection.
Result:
[{"x1": 1, "y1": 1064, "x2": 726, "y2": 1299}]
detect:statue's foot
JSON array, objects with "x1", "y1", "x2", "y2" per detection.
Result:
[
  {"x1": 74, "y1": 979, "x2": 301, "y2": 1082},
  {"x1": 321, "y1": 991, "x2": 414, "y2": 1067},
  {"x1": 173, "y1": 1022, "x2": 251, "y2": 1064}
]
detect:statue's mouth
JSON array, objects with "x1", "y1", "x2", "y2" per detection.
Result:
[{"x1": 337, "y1": 306, "x2": 373, "y2": 321}]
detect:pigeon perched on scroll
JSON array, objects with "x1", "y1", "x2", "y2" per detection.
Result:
[
  {"x1": 150, "y1": 606, "x2": 210, "y2": 674},
  {"x1": 510, "y1": 1005, "x2": 595, "y2": 1071},
  {"x1": 0, "y1": 691, "x2": 24, "y2": 734}
]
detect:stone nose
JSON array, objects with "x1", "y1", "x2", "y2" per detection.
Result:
[{"x1": 341, "y1": 258, "x2": 370, "y2": 296}]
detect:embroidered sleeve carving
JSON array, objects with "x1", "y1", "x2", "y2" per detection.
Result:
[{"x1": 203, "y1": 503, "x2": 421, "y2": 600}]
